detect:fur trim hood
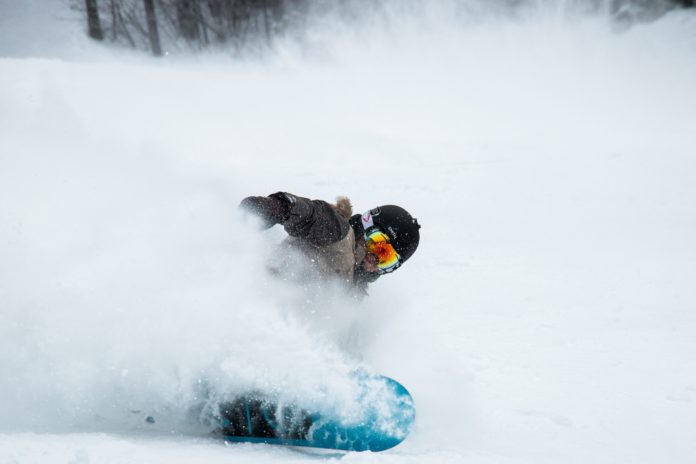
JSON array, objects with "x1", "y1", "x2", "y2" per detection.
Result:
[{"x1": 334, "y1": 196, "x2": 353, "y2": 219}]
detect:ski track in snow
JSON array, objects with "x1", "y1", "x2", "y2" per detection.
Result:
[{"x1": 1, "y1": 1, "x2": 696, "y2": 463}]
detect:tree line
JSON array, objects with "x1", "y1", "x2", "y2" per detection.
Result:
[
  {"x1": 79, "y1": 0, "x2": 695, "y2": 57},
  {"x1": 79, "y1": 0, "x2": 300, "y2": 56}
]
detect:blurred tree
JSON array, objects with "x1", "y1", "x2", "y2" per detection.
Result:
[
  {"x1": 74, "y1": 0, "x2": 294, "y2": 52},
  {"x1": 85, "y1": 0, "x2": 104, "y2": 40},
  {"x1": 177, "y1": 0, "x2": 200, "y2": 41},
  {"x1": 144, "y1": 0, "x2": 163, "y2": 56}
]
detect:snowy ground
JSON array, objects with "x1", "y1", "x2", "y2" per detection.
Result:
[{"x1": 2, "y1": 1, "x2": 696, "y2": 463}]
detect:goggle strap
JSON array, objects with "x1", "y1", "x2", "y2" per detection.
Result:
[{"x1": 379, "y1": 259, "x2": 401, "y2": 274}]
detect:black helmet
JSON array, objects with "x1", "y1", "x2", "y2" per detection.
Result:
[{"x1": 360, "y1": 205, "x2": 421, "y2": 263}]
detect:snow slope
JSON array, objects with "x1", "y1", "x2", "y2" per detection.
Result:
[{"x1": 2, "y1": 1, "x2": 696, "y2": 463}]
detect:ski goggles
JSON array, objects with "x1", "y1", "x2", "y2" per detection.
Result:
[{"x1": 365, "y1": 228, "x2": 402, "y2": 274}]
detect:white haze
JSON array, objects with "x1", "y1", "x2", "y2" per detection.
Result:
[{"x1": 1, "y1": 1, "x2": 696, "y2": 463}]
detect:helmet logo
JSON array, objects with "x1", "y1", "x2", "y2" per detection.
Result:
[{"x1": 361, "y1": 211, "x2": 374, "y2": 230}]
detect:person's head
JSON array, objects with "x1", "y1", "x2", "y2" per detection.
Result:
[{"x1": 360, "y1": 205, "x2": 420, "y2": 274}]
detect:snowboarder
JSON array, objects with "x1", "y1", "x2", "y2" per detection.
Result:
[{"x1": 240, "y1": 192, "x2": 420, "y2": 296}]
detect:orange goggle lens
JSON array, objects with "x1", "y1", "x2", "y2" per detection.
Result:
[{"x1": 365, "y1": 229, "x2": 401, "y2": 272}]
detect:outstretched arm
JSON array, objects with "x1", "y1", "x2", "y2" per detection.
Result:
[{"x1": 240, "y1": 192, "x2": 350, "y2": 246}]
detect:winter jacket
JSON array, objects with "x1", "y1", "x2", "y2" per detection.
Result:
[{"x1": 242, "y1": 192, "x2": 380, "y2": 295}]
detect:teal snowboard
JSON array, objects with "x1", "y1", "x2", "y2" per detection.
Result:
[{"x1": 216, "y1": 375, "x2": 415, "y2": 452}]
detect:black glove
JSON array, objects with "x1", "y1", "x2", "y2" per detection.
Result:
[{"x1": 240, "y1": 195, "x2": 290, "y2": 229}]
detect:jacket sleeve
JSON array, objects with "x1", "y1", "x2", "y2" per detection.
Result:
[{"x1": 271, "y1": 192, "x2": 350, "y2": 247}]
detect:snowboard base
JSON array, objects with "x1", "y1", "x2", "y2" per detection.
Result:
[{"x1": 216, "y1": 375, "x2": 415, "y2": 452}]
